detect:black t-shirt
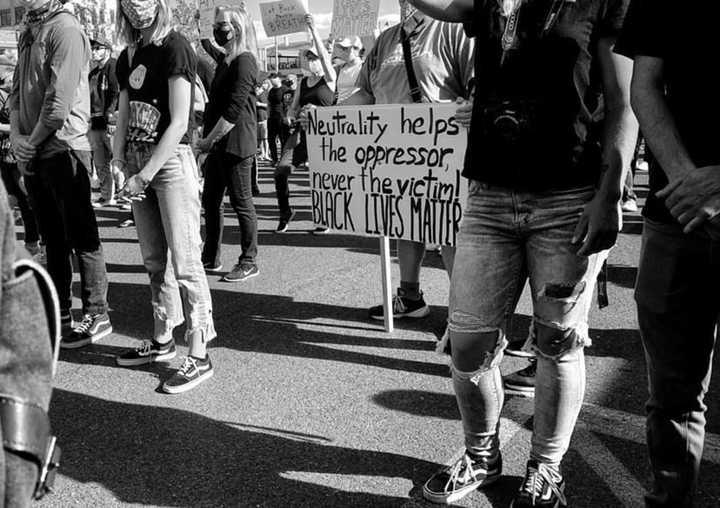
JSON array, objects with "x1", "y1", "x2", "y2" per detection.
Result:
[
  {"x1": 203, "y1": 52, "x2": 258, "y2": 159},
  {"x1": 616, "y1": 0, "x2": 720, "y2": 223},
  {"x1": 464, "y1": 0, "x2": 628, "y2": 191},
  {"x1": 257, "y1": 90, "x2": 268, "y2": 122},
  {"x1": 267, "y1": 86, "x2": 285, "y2": 119},
  {"x1": 116, "y1": 30, "x2": 196, "y2": 144}
]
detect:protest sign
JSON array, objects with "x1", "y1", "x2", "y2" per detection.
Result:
[
  {"x1": 170, "y1": 0, "x2": 200, "y2": 44},
  {"x1": 306, "y1": 104, "x2": 468, "y2": 247},
  {"x1": 198, "y1": 0, "x2": 217, "y2": 37},
  {"x1": 260, "y1": 0, "x2": 308, "y2": 37},
  {"x1": 331, "y1": 0, "x2": 380, "y2": 38}
]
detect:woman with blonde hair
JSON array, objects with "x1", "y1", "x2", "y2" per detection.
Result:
[
  {"x1": 112, "y1": 0, "x2": 217, "y2": 394},
  {"x1": 197, "y1": 6, "x2": 261, "y2": 283}
]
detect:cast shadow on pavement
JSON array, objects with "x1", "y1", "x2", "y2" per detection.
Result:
[
  {"x1": 61, "y1": 282, "x2": 451, "y2": 380},
  {"x1": 47, "y1": 389, "x2": 439, "y2": 507}
]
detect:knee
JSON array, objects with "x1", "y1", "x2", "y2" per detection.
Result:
[
  {"x1": 531, "y1": 318, "x2": 588, "y2": 361},
  {"x1": 449, "y1": 310, "x2": 506, "y2": 374}
]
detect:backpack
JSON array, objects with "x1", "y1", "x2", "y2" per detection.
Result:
[{"x1": 0, "y1": 179, "x2": 61, "y2": 504}]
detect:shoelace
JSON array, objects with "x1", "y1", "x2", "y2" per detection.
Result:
[
  {"x1": 392, "y1": 295, "x2": 407, "y2": 314},
  {"x1": 73, "y1": 314, "x2": 95, "y2": 335},
  {"x1": 521, "y1": 463, "x2": 567, "y2": 505},
  {"x1": 444, "y1": 454, "x2": 485, "y2": 491},
  {"x1": 177, "y1": 357, "x2": 198, "y2": 377},
  {"x1": 134, "y1": 340, "x2": 154, "y2": 354}
]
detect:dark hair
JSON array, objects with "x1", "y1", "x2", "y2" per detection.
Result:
[{"x1": 268, "y1": 72, "x2": 278, "y2": 79}]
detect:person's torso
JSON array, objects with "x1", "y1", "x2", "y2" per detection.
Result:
[
  {"x1": 120, "y1": 31, "x2": 195, "y2": 145},
  {"x1": 643, "y1": 4, "x2": 720, "y2": 222},
  {"x1": 336, "y1": 61, "x2": 362, "y2": 103},
  {"x1": 257, "y1": 90, "x2": 268, "y2": 121},
  {"x1": 299, "y1": 77, "x2": 335, "y2": 107},
  {"x1": 16, "y1": 10, "x2": 91, "y2": 157},
  {"x1": 90, "y1": 59, "x2": 115, "y2": 129},
  {"x1": 268, "y1": 86, "x2": 285, "y2": 118},
  {"x1": 465, "y1": 0, "x2": 618, "y2": 190},
  {"x1": 367, "y1": 19, "x2": 467, "y2": 104}
]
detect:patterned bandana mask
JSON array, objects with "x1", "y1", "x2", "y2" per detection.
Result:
[{"x1": 121, "y1": 0, "x2": 158, "y2": 30}]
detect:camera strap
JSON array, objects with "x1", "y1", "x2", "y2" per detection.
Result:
[
  {"x1": 500, "y1": 0, "x2": 569, "y2": 65},
  {"x1": 400, "y1": 27, "x2": 423, "y2": 103}
]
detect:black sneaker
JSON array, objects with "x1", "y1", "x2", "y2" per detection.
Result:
[
  {"x1": 368, "y1": 289, "x2": 430, "y2": 320},
  {"x1": 423, "y1": 451, "x2": 502, "y2": 504},
  {"x1": 506, "y1": 337, "x2": 535, "y2": 358},
  {"x1": 61, "y1": 313, "x2": 112, "y2": 349},
  {"x1": 276, "y1": 210, "x2": 296, "y2": 233},
  {"x1": 504, "y1": 360, "x2": 536, "y2": 397},
  {"x1": 116, "y1": 339, "x2": 177, "y2": 366},
  {"x1": 162, "y1": 355, "x2": 214, "y2": 394},
  {"x1": 222, "y1": 263, "x2": 259, "y2": 282},
  {"x1": 203, "y1": 261, "x2": 223, "y2": 274},
  {"x1": 511, "y1": 460, "x2": 567, "y2": 507}
]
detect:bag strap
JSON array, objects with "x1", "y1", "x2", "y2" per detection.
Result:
[{"x1": 400, "y1": 27, "x2": 422, "y2": 104}]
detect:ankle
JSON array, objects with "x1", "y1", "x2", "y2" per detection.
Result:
[{"x1": 399, "y1": 282, "x2": 421, "y2": 300}]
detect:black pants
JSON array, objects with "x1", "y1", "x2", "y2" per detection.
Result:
[
  {"x1": 0, "y1": 162, "x2": 39, "y2": 244},
  {"x1": 201, "y1": 152, "x2": 258, "y2": 266},
  {"x1": 274, "y1": 130, "x2": 307, "y2": 219},
  {"x1": 25, "y1": 150, "x2": 108, "y2": 314},
  {"x1": 267, "y1": 116, "x2": 288, "y2": 164}
]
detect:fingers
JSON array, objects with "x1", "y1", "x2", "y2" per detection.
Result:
[
  {"x1": 578, "y1": 229, "x2": 617, "y2": 257},
  {"x1": 656, "y1": 177, "x2": 682, "y2": 198},
  {"x1": 683, "y1": 215, "x2": 706, "y2": 234}
]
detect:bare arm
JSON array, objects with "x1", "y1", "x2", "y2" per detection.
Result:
[
  {"x1": 306, "y1": 15, "x2": 336, "y2": 89},
  {"x1": 408, "y1": 0, "x2": 473, "y2": 23},
  {"x1": 631, "y1": 55, "x2": 694, "y2": 182},
  {"x1": 112, "y1": 89, "x2": 129, "y2": 162}
]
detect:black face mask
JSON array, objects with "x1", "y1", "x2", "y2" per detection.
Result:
[{"x1": 213, "y1": 27, "x2": 234, "y2": 47}]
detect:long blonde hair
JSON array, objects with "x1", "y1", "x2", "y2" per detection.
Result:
[
  {"x1": 117, "y1": 0, "x2": 173, "y2": 48},
  {"x1": 215, "y1": 5, "x2": 258, "y2": 62}
]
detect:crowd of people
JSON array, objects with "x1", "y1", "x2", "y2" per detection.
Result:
[{"x1": 0, "y1": 0, "x2": 716, "y2": 506}]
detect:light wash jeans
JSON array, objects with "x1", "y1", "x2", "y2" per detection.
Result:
[
  {"x1": 449, "y1": 181, "x2": 607, "y2": 466},
  {"x1": 126, "y1": 142, "x2": 215, "y2": 344},
  {"x1": 89, "y1": 128, "x2": 124, "y2": 202}
]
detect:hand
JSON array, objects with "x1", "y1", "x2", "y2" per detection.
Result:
[
  {"x1": 572, "y1": 194, "x2": 622, "y2": 257},
  {"x1": 455, "y1": 97, "x2": 473, "y2": 129},
  {"x1": 17, "y1": 175, "x2": 27, "y2": 195},
  {"x1": 297, "y1": 105, "x2": 316, "y2": 130},
  {"x1": 196, "y1": 137, "x2": 213, "y2": 153},
  {"x1": 109, "y1": 159, "x2": 127, "y2": 179},
  {"x1": 656, "y1": 165, "x2": 720, "y2": 232},
  {"x1": 117, "y1": 174, "x2": 148, "y2": 201},
  {"x1": 305, "y1": 14, "x2": 315, "y2": 29},
  {"x1": 11, "y1": 135, "x2": 36, "y2": 162}
]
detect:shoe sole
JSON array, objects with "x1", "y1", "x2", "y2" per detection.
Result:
[
  {"x1": 222, "y1": 271, "x2": 259, "y2": 282},
  {"x1": 204, "y1": 265, "x2": 224, "y2": 274},
  {"x1": 422, "y1": 472, "x2": 500, "y2": 504},
  {"x1": 116, "y1": 349, "x2": 177, "y2": 367},
  {"x1": 505, "y1": 348, "x2": 535, "y2": 359},
  {"x1": 504, "y1": 385, "x2": 535, "y2": 397},
  {"x1": 60, "y1": 325, "x2": 113, "y2": 350},
  {"x1": 162, "y1": 369, "x2": 214, "y2": 394},
  {"x1": 370, "y1": 305, "x2": 430, "y2": 321}
]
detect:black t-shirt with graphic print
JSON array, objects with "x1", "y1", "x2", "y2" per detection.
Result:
[
  {"x1": 463, "y1": 0, "x2": 629, "y2": 191},
  {"x1": 116, "y1": 30, "x2": 196, "y2": 145},
  {"x1": 616, "y1": 0, "x2": 720, "y2": 223}
]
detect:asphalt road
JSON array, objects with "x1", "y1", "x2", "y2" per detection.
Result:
[{"x1": 33, "y1": 163, "x2": 720, "y2": 507}]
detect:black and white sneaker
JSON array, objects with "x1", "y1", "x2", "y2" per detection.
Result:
[
  {"x1": 511, "y1": 460, "x2": 567, "y2": 507},
  {"x1": 203, "y1": 261, "x2": 223, "y2": 274},
  {"x1": 162, "y1": 355, "x2": 214, "y2": 394},
  {"x1": 61, "y1": 313, "x2": 112, "y2": 349},
  {"x1": 423, "y1": 450, "x2": 502, "y2": 504},
  {"x1": 222, "y1": 263, "x2": 259, "y2": 282},
  {"x1": 504, "y1": 360, "x2": 537, "y2": 398},
  {"x1": 368, "y1": 289, "x2": 430, "y2": 320},
  {"x1": 116, "y1": 339, "x2": 177, "y2": 366}
]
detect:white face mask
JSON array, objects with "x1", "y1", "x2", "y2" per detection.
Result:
[{"x1": 307, "y1": 60, "x2": 322, "y2": 75}]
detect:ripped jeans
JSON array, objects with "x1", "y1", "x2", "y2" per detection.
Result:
[
  {"x1": 449, "y1": 182, "x2": 607, "y2": 466},
  {"x1": 126, "y1": 142, "x2": 216, "y2": 344}
]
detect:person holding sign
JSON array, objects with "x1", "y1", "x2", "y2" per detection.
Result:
[
  {"x1": 341, "y1": 0, "x2": 474, "y2": 321},
  {"x1": 407, "y1": 0, "x2": 639, "y2": 505},
  {"x1": 333, "y1": 36, "x2": 363, "y2": 104},
  {"x1": 112, "y1": 0, "x2": 217, "y2": 394},
  {"x1": 196, "y1": 6, "x2": 261, "y2": 283},
  {"x1": 275, "y1": 14, "x2": 336, "y2": 233}
]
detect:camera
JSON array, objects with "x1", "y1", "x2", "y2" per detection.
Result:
[{"x1": 482, "y1": 100, "x2": 539, "y2": 145}]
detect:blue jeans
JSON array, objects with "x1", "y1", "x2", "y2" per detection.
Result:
[
  {"x1": 449, "y1": 182, "x2": 606, "y2": 465},
  {"x1": 201, "y1": 152, "x2": 258, "y2": 266},
  {"x1": 635, "y1": 219, "x2": 720, "y2": 508},
  {"x1": 25, "y1": 150, "x2": 108, "y2": 314},
  {"x1": 126, "y1": 143, "x2": 216, "y2": 343}
]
